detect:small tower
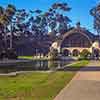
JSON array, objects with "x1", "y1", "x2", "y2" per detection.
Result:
[{"x1": 76, "y1": 22, "x2": 81, "y2": 28}]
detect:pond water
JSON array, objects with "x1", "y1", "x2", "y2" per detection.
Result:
[{"x1": 0, "y1": 59, "x2": 74, "y2": 73}]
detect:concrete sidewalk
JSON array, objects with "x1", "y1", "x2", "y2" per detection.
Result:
[{"x1": 54, "y1": 61, "x2": 100, "y2": 100}]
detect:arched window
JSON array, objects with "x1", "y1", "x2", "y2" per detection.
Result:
[{"x1": 61, "y1": 33, "x2": 92, "y2": 48}]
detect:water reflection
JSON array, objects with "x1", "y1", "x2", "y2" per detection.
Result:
[
  {"x1": 34, "y1": 60, "x2": 72, "y2": 70},
  {"x1": 48, "y1": 60, "x2": 68, "y2": 69},
  {"x1": 34, "y1": 60, "x2": 48, "y2": 70},
  {"x1": 0, "y1": 59, "x2": 73, "y2": 73}
]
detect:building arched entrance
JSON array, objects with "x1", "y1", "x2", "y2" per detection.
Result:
[
  {"x1": 63, "y1": 49, "x2": 71, "y2": 56},
  {"x1": 59, "y1": 29, "x2": 92, "y2": 55},
  {"x1": 93, "y1": 48, "x2": 100, "y2": 59},
  {"x1": 72, "y1": 49, "x2": 80, "y2": 56}
]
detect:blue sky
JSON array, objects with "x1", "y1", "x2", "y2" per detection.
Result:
[{"x1": 0, "y1": 0, "x2": 99, "y2": 33}]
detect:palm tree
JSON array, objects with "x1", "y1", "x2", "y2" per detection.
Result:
[
  {"x1": 6, "y1": 4, "x2": 16, "y2": 49},
  {"x1": 0, "y1": 4, "x2": 16, "y2": 50},
  {"x1": 0, "y1": 4, "x2": 17, "y2": 59}
]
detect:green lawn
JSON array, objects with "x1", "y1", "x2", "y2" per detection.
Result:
[
  {"x1": 70, "y1": 60, "x2": 89, "y2": 68},
  {"x1": 0, "y1": 60, "x2": 89, "y2": 100},
  {"x1": 18, "y1": 56, "x2": 33, "y2": 59},
  {"x1": 18, "y1": 56, "x2": 49, "y2": 60},
  {"x1": 0, "y1": 72, "x2": 75, "y2": 100}
]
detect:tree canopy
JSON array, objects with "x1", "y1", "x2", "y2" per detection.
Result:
[{"x1": 0, "y1": 2, "x2": 71, "y2": 52}]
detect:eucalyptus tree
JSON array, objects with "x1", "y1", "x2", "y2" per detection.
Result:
[
  {"x1": 90, "y1": 3, "x2": 100, "y2": 35},
  {"x1": 44, "y1": 2, "x2": 71, "y2": 37},
  {"x1": 26, "y1": 2, "x2": 71, "y2": 56},
  {"x1": 13, "y1": 2, "x2": 71, "y2": 40},
  {"x1": 10, "y1": 8, "x2": 46, "y2": 56},
  {"x1": 90, "y1": 3, "x2": 100, "y2": 59},
  {"x1": 29, "y1": 9, "x2": 44, "y2": 37},
  {"x1": 12, "y1": 9, "x2": 30, "y2": 37},
  {"x1": 28, "y1": 2, "x2": 71, "y2": 38},
  {"x1": 29, "y1": 9, "x2": 49, "y2": 56},
  {"x1": 0, "y1": 2, "x2": 71, "y2": 56}
]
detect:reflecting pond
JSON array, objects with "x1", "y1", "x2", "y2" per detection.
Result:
[{"x1": 0, "y1": 59, "x2": 74, "y2": 73}]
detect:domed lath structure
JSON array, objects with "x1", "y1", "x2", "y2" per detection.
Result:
[{"x1": 51, "y1": 24, "x2": 100, "y2": 57}]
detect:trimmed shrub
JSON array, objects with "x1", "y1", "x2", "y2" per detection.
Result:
[
  {"x1": 7, "y1": 48, "x2": 17, "y2": 59},
  {"x1": 0, "y1": 51, "x2": 8, "y2": 60},
  {"x1": 79, "y1": 49, "x2": 91, "y2": 60}
]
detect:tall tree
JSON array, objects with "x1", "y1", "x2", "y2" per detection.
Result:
[
  {"x1": 0, "y1": 2, "x2": 71, "y2": 56},
  {"x1": 45, "y1": 2, "x2": 71, "y2": 36},
  {"x1": 90, "y1": 3, "x2": 100, "y2": 34},
  {"x1": 0, "y1": 4, "x2": 16, "y2": 50}
]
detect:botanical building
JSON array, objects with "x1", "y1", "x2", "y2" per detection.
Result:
[{"x1": 51, "y1": 23, "x2": 100, "y2": 57}]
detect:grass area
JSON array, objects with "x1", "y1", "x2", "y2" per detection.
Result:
[
  {"x1": 18, "y1": 56, "x2": 33, "y2": 60},
  {"x1": 0, "y1": 60, "x2": 89, "y2": 100},
  {"x1": 70, "y1": 60, "x2": 89, "y2": 68},
  {"x1": 0, "y1": 72, "x2": 75, "y2": 100},
  {"x1": 63, "y1": 60, "x2": 89, "y2": 71},
  {"x1": 18, "y1": 56, "x2": 49, "y2": 60}
]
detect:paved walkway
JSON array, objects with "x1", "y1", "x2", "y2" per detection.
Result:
[{"x1": 54, "y1": 61, "x2": 100, "y2": 100}]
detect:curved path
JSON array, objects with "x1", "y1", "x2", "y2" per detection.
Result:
[{"x1": 54, "y1": 61, "x2": 100, "y2": 100}]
